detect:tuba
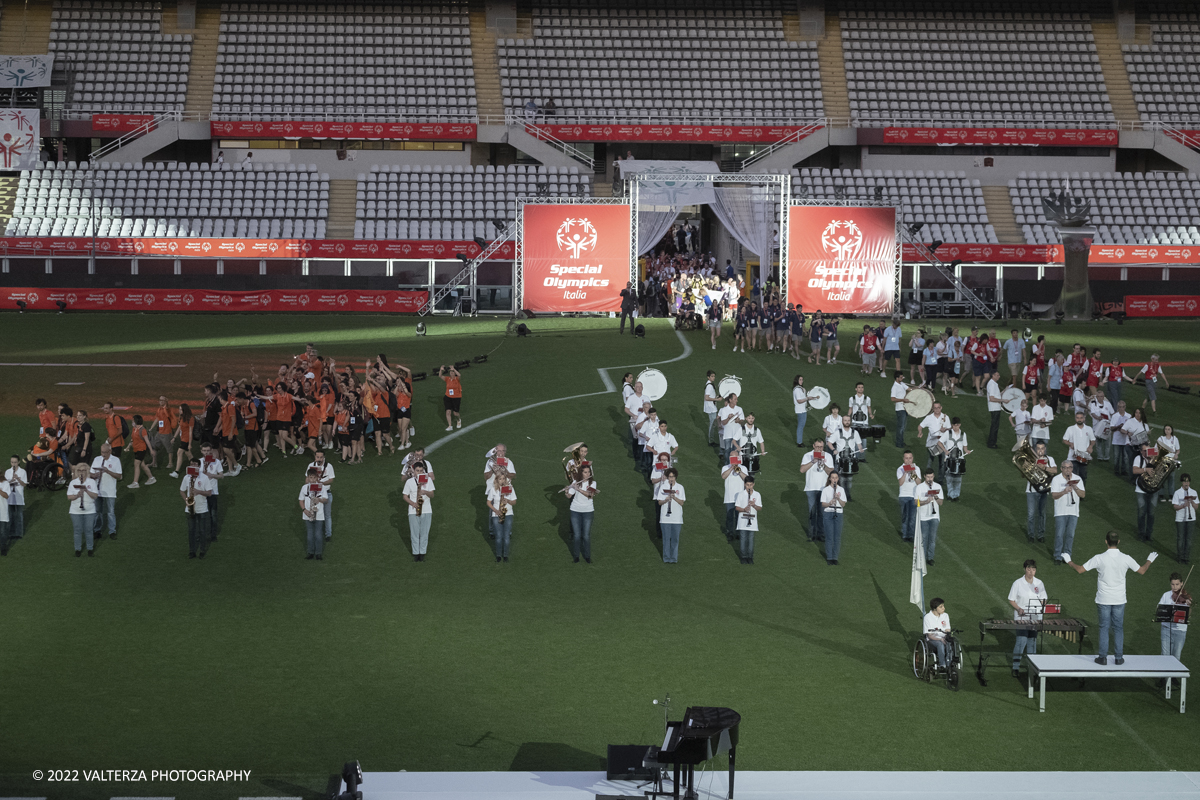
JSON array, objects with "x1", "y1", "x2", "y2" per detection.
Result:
[
  {"x1": 1136, "y1": 450, "x2": 1180, "y2": 494},
  {"x1": 562, "y1": 441, "x2": 586, "y2": 482},
  {"x1": 1013, "y1": 440, "x2": 1053, "y2": 494}
]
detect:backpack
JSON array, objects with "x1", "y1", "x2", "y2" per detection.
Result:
[{"x1": 117, "y1": 415, "x2": 131, "y2": 442}]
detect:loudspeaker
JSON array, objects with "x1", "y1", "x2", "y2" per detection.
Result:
[
  {"x1": 633, "y1": 324, "x2": 646, "y2": 338},
  {"x1": 606, "y1": 744, "x2": 654, "y2": 781},
  {"x1": 516, "y1": 323, "x2": 531, "y2": 337}
]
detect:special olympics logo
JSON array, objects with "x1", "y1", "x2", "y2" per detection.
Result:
[
  {"x1": 401, "y1": 244, "x2": 412, "y2": 254},
  {"x1": 104, "y1": 293, "x2": 116, "y2": 306},
  {"x1": 144, "y1": 294, "x2": 155, "y2": 306},
  {"x1": 221, "y1": 295, "x2": 232, "y2": 306},
  {"x1": 183, "y1": 294, "x2": 194, "y2": 306},
  {"x1": 1149, "y1": 300, "x2": 1160, "y2": 311},
  {"x1": 299, "y1": 294, "x2": 310, "y2": 306},
  {"x1": 168, "y1": 241, "x2": 178, "y2": 252},
  {"x1": 557, "y1": 217, "x2": 598, "y2": 259},
  {"x1": 337, "y1": 294, "x2": 349, "y2": 306},
  {"x1": 375, "y1": 295, "x2": 386, "y2": 307},
  {"x1": 202, "y1": 242, "x2": 212, "y2": 252},
  {"x1": 1188, "y1": 299, "x2": 1198, "y2": 312},
  {"x1": 983, "y1": 247, "x2": 993, "y2": 258},
  {"x1": 1016, "y1": 247, "x2": 1026, "y2": 257},
  {"x1": 368, "y1": 244, "x2": 379, "y2": 255},
  {"x1": 335, "y1": 244, "x2": 345, "y2": 254},
  {"x1": 66, "y1": 293, "x2": 77, "y2": 304},
  {"x1": 235, "y1": 242, "x2": 246, "y2": 253},
  {"x1": 27, "y1": 292, "x2": 38, "y2": 304},
  {"x1": 1184, "y1": 249, "x2": 1193, "y2": 259},
  {"x1": 820, "y1": 220, "x2": 864, "y2": 261},
  {"x1": 1149, "y1": 249, "x2": 1159, "y2": 259},
  {"x1": 260, "y1": 294, "x2": 271, "y2": 306},
  {"x1": 1115, "y1": 248, "x2": 1125, "y2": 258}
]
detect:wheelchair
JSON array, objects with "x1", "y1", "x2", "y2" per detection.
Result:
[
  {"x1": 28, "y1": 456, "x2": 66, "y2": 492},
  {"x1": 912, "y1": 629, "x2": 964, "y2": 691}
]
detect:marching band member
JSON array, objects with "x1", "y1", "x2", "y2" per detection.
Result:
[
  {"x1": 179, "y1": 458, "x2": 214, "y2": 558},
  {"x1": 1172, "y1": 474, "x2": 1197, "y2": 564},
  {"x1": 0, "y1": 477, "x2": 8, "y2": 556},
  {"x1": 1088, "y1": 392, "x2": 1115, "y2": 462},
  {"x1": 1159, "y1": 571, "x2": 1191, "y2": 661},
  {"x1": 703, "y1": 370, "x2": 720, "y2": 445},
  {"x1": 821, "y1": 403, "x2": 842, "y2": 444},
  {"x1": 1110, "y1": 400, "x2": 1132, "y2": 478},
  {"x1": 1008, "y1": 559, "x2": 1047, "y2": 676},
  {"x1": 566, "y1": 464, "x2": 596, "y2": 564},
  {"x1": 722, "y1": 453, "x2": 749, "y2": 541},
  {"x1": 1025, "y1": 441, "x2": 1057, "y2": 542},
  {"x1": 439, "y1": 364, "x2": 463, "y2": 431},
  {"x1": 1030, "y1": 395, "x2": 1053, "y2": 450},
  {"x1": 566, "y1": 444, "x2": 590, "y2": 479},
  {"x1": 1104, "y1": 357, "x2": 1134, "y2": 407},
  {"x1": 1009, "y1": 398, "x2": 1032, "y2": 447},
  {"x1": 897, "y1": 450, "x2": 919, "y2": 542},
  {"x1": 890, "y1": 371, "x2": 910, "y2": 448},
  {"x1": 401, "y1": 445, "x2": 434, "y2": 482},
  {"x1": 623, "y1": 381, "x2": 646, "y2": 453},
  {"x1": 1119, "y1": 407, "x2": 1149, "y2": 483},
  {"x1": 1050, "y1": 459, "x2": 1085, "y2": 564},
  {"x1": 1138, "y1": 354, "x2": 1169, "y2": 414},
  {"x1": 199, "y1": 442, "x2": 224, "y2": 540},
  {"x1": 1066, "y1": 531, "x2": 1157, "y2": 666},
  {"x1": 648, "y1": 420, "x2": 679, "y2": 469},
  {"x1": 1157, "y1": 424, "x2": 1182, "y2": 500},
  {"x1": 938, "y1": 417, "x2": 971, "y2": 501},
  {"x1": 650, "y1": 452, "x2": 672, "y2": 493},
  {"x1": 736, "y1": 413, "x2": 766, "y2": 475},
  {"x1": 621, "y1": 373, "x2": 636, "y2": 405},
  {"x1": 305, "y1": 451, "x2": 335, "y2": 541},
  {"x1": 655, "y1": 468, "x2": 686, "y2": 564},
  {"x1": 5, "y1": 455, "x2": 28, "y2": 542},
  {"x1": 792, "y1": 374, "x2": 813, "y2": 447},
  {"x1": 66, "y1": 462, "x2": 99, "y2": 557},
  {"x1": 917, "y1": 400, "x2": 951, "y2": 482},
  {"x1": 403, "y1": 460, "x2": 435, "y2": 561},
  {"x1": 89, "y1": 442, "x2": 122, "y2": 541},
  {"x1": 734, "y1": 475, "x2": 761, "y2": 564},
  {"x1": 1133, "y1": 441, "x2": 1161, "y2": 542},
  {"x1": 1061, "y1": 411, "x2": 1096, "y2": 481},
  {"x1": 636, "y1": 404, "x2": 660, "y2": 473},
  {"x1": 829, "y1": 415, "x2": 863, "y2": 499},
  {"x1": 985, "y1": 370, "x2": 1004, "y2": 449},
  {"x1": 487, "y1": 471, "x2": 517, "y2": 562},
  {"x1": 718, "y1": 393, "x2": 745, "y2": 463},
  {"x1": 484, "y1": 444, "x2": 516, "y2": 491},
  {"x1": 848, "y1": 381, "x2": 875, "y2": 436},
  {"x1": 916, "y1": 470, "x2": 944, "y2": 565},
  {"x1": 801, "y1": 439, "x2": 834, "y2": 542},
  {"x1": 821, "y1": 470, "x2": 848, "y2": 565},
  {"x1": 299, "y1": 467, "x2": 330, "y2": 560}
]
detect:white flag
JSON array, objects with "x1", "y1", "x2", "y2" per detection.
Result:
[{"x1": 910, "y1": 514, "x2": 927, "y2": 609}]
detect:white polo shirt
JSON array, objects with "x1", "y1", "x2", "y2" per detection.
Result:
[
  {"x1": 655, "y1": 482, "x2": 686, "y2": 523},
  {"x1": 298, "y1": 483, "x2": 330, "y2": 522},
  {"x1": 1062, "y1": 424, "x2": 1095, "y2": 461},
  {"x1": 180, "y1": 472, "x2": 213, "y2": 515},
  {"x1": 4, "y1": 466, "x2": 27, "y2": 506},
  {"x1": 919, "y1": 412, "x2": 950, "y2": 449},
  {"x1": 487, "y1": 485, "x2": 517, "y2": 519},
  {"x1": 1081, "y1": 548, "x2": 1142, "y2": 605},
  {"x1": 986, "y1": 379, "x2": 1003, "y2": 412},
  {"x1": 793, "y1": 385, "x2": 809, "y2": 414},
  {"x1": 723, "y1": 466, "x2": 749, "y2": 503},
  {"x1": 1027, "y1": 454, "x2": 1057, "y2": 493},
  {"x1": 802, "y1": 450, "x2": 834, "y2": 492},
  {"x1": 90, "y1": 455, "x2": 122, "y2": 498},
  {"x1": 897, "y1": 464, "x2": 920, "y2": 498},
  {"x1": 1174, "y1": 487, "x2": 1199, "y2": 522},
  {"x1": 1051, "y1": 473, "x2": 1083, "y2": 517},
  {"x1": 703, "y1": 381, "x2": 719, "y2": 414},
  {"x1": 891, "y1": 380, "x2": 908, "y2": 411},
  {"x1": 68, "y1": 477, "x2": 99, "y2": 515},
  {"x1": 820, "y1": 485, "x2": 847, "y2": 514},
  {"x1": 1030, "y1": 404, "x2": 1054, "y2": 440},
  {"x1": 829, "y1": 426, "x2": 862, "y2": 456},
  {"x1": 624, "y1": 391, "x2": 645, "y2": 423},
  {"x1": 720, "y1": 404, "x2": 744, "y2": 441},
  {"x1": 404, "y1": 476, "x2": 435, "y2": 516},
  {"x1": 916, "y1": 483, "x2": 942, "y2": 520},
  {"x1": 734, "y1": 489, "x2": 761, "y2": 531},
  {"x1": 1110, "y1": 412, "x2": 1131, "y2": 446},
  {"x1": 1008, "y1": 576, "x2": 1047, "y2": 621}
]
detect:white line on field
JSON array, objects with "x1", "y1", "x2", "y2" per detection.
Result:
[
  {"x1": 0, "y1": 362, "x2": 187, "y2": 368},
  {"x1": 426, "y1": 329, "x2": 693, "y2": 455}
]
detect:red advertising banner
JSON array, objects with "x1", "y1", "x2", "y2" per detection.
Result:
[
  {"x1": 1124, "y1": 295, "x2": 1200, "y2": 317},
  {"x1": 787, "y1": 206, "x2": 897, "y2": 315},
  {"x1": 882, "y1": 127, "x2": 1119, "y2": 147},
  {"x1": 210, "y1": 120, "x2": 477, "y2": 141},
  {"x1": 520, "y1": 203, "x2": 631, "y2": 313},
  {"x1": 0, "y1": 237, "x2": 515, "y2": 260},
  {"x1": 91, "y1": 114, "x2": 156, "y2": 133},
  {"x1": 2, "y1": 287, "x2": 428, "y2": 313},
  {"x1": 531, "y1": 123, "x2": 821, "y2": 144}
]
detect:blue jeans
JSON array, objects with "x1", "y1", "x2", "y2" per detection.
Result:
[
  {"x1": 823, "y1": 511, "x2": 843, "y2": 562},
  {"x1": 1053, "y1": 515, "x2": 1078, "y2": 561},
  {"x1": 899, "y1": 497, "x2": 916, "y2": 541},
  {"x1": 93, "y1": 496, "x2": 116, "y2": 535},
  {"x1": 920, "y1": 518, "x2": 939, "y2": 562},
  {"x1": 1162, "y1": 626, "x2": 1187, "y2": 659},
  {"x1": 806, "y1": 489, "x2": 824, "y2": 540},
  {"x1": 739, "y1": 528, "x2": 755, "y2": 560},
  {"x1": 945, "y1": 474, "x2": 962, "y2": 499},
  {"x1": 721, "y1": 437, "x2": 734, "y2": 463},
  {"x1": 1094, "y1": 435, "x2": 1111, "y2": 461},
  {"x1": 492, "y1": 514, "x2": 513, "y2": 558},
  {"x1": 186, "y1": 512, "x2": 210, "y2": 555},
  {"x1": 724, "y1": 502, "x2": 737, "y2": 539},
  {"x1": 71, "y1": 513, "x2": 96, "y2": 551},
  {"x1": 795, "y1": 411, "x2": 807, "y2": 445},
  {"x1": 1136, "y1": 491, "x2": 1158, "y2": 540},
  {"x1": 661, "y1": 522, "x2": 681, "y2": 563},
  {"x1": 928, "y1": 636, "x2": 948, "y2": 666},
  {"x1": 1026, "y1": 491, "x2": 1048, "y2": 541},
  {"x1": 305, "y1": 519, "x2": 325, "y2": 556},
  {"x1": 570, "y1": 509, "x2": 593, "y2": 560},
  {"x1": 323, "y1": 492, "x2": 333, "y2": 539},
  {"x1": 1013, "y1": 629, "x2": 1038, "y2": 669},
  {"x1": 895, "y1": 409, "x2": 907, "y2": 447},
  {"x1": 1114, "y1": 443, "x2": 1132, "y2": 477},
  {"x1": 7, "y1": 504, "x2": 23, "y2": 538},
  {"x1": 707, "y1": 411, "x2": 718, "y2": 444},
  {"x1": 1097, "y1": 602, "x2": 1126, "y2": 658}
]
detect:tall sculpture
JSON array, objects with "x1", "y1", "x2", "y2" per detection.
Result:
[{"x1": 1042, "y1": 186, "x2": 1093, "y2": 319}]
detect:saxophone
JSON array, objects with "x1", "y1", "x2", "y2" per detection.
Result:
[
  {"x1": 185, "y1": 476, "x2": 195, "y2": 515},
  {"x1": 498, "y1": 490, "x2": 509, "y2": 521},
  {"x1": 1136, "y1": 449, "x2": 1180, "y2": 494},
  {"x1": 1012, "y1": 440, "x2": 1053, "y2": 494}
]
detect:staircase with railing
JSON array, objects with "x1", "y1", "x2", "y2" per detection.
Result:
[
  {"x1": 903, "y1": 231, "x2": 996, "y2": 320},
  {"x1": 88, "y1": 112, "x2": 178, "y2": 162},
  {"x1": 740, "y1": 121, "x2": 825, "y2": 171},
  {"x1": 419, "y1": 222, "x2": 516, "y2": 315},
  {"x1": 508, "y1": 116, "x2": 595, "y2": 171}
]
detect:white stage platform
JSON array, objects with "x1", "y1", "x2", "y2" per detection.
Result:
[
  {"x1": 362, "y1": 770, "x2": 1200, "y2": 800},
  {"x1": 1025, "y1": 654, "x2": 1189, "y2": 713}
]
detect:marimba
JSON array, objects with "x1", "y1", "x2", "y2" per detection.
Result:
[{"x1": 975, "y1": 617, "x2": 1088, "y2": 686}]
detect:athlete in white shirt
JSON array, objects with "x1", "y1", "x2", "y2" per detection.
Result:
[{"x1": 1068, "y1": 531, "x2": 1157, "y2": 664}]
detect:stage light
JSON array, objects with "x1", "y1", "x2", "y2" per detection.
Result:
[
  {"x1": 473, "y1": 236, "x2": 488, "y2": 250},
  {"x1": 415, "y1": 322, "x2": 427, "y2": 336},
  {"x1": 516, "y1": 323, "x2": 531, "y2": 336},
  {"x1": 56, "y1": 300, "x2": 67, "y2": 313},
  {"x1": 1054, "y1": 310, "x2": 1065, "y2": 325},
  {"x1": 411, "y1": 371, "x2": 428, "y2": 381},
  {"x1": 929, "y1": 240, "x2": 943, "y2": 254},
  {"x1": 455, "y1": 253, "x2": 470, "y2": 267},
  {"x1": 15, "y1": 300, "x2": 26, "y2": 312},
  {"x1": 634, "y1": 323, "x2": 646, "y2": 338},
  {"x1": 536, "y1": 181, "x2": 550, "y2": 197},
  {"x1": 907, "y1": 222, "x2": 925, "y2": 236},
  {"x1": 1116, "y1": 312, "x2": 1126, "y2": 326},
  {"x1": 454, "y1": 359, "x2": 471, "y2": 370},
  {"x1": 335, "y1": 760, "x2": 363, "y2": 800},
  {"x1": 948, "y1": 259, "x2": 963, "y2": 271},
  {"x1": 874, "y1": 185, "x2": 884, "y2": 200},
  {"x1": 473, "y1": 354, "x2": 488, "y2": 364},
  {"x1": 491, "y1": 219, "x2": 506, "y2": 234}
]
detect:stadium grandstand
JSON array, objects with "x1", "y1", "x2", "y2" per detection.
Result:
[{"x1": 0, "y1": 0, "x2": 1195, "y2": 317}]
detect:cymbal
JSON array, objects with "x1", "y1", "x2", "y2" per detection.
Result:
[{"x1": 563, "y1": 441, "x2": 586, "y2": 453}]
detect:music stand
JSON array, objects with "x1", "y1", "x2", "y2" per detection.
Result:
[{"x1": 1155, "y1": 603, "x2": 1191, "y2": 625}]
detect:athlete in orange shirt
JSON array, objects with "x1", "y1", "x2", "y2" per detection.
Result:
[
  {"x1": 240, "y1": 394, "x2": 265, "y2": 469},
  {"x1": 36, "y1": 398, "x2": 57, "y2": 437},
  {"x1": 170, "y1": 403, "x2": 195, "y2": 477},
  {"x1": 440, "y1": 364, "x2": 463, "y2": 431},
  {"x1": 152, "y1": 396, "x2": 178, "y2": 469},
  {"x1": 367, "y1": 372, "x2": 395, "y2": 456},
  {"x1": 334, "y1": 401, "x2": 351, "y2": 463},
  {"x1": 101, "y1": 401, "x2": 127, "y2": 456},
  {"x1": 301, "y1": 397, "x2": 323, "y2": 455},
  {"x1": 218, "y1": 391, "x2": 242, "y2": 476},
  {"x1": 318, "y1": 383, "x2": 336, "y2": 450},
  {"x1": 127, "y1": 415, "x2": 157, "y2": 489}
]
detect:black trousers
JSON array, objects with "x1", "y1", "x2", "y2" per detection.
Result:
[
  {"x1": 187, "y1": 512, "x2": 211, "y2": 555},
  {"x1": 619, "y1": 309, "x2": 633, "y2": 333},
  {"x1": 987, "y1": 410, "x2": 1001, "y2": 447}
]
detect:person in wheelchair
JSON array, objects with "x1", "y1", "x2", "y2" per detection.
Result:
[
  {"x1": 923, "y1": 596, "x2": 953, "y2": 667},
  {"x1": 27, "y1": 435, "x2": 65, "y2": 489}
]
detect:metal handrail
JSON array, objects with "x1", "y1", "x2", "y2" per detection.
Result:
[
  {"x1": 509, "y1": 116, "x2": 595, "y2": 170},
  {"x1": 739, "y1": 122, "x2": 825, "y2": 171},
  {"x1": 1159, "y1": 124, "x2": 1200, "y2": 151},
  {"x1": 88, "y1": 112, "x2": 180, "y2": 162},
  {"x1": 419, "y1": 222, "x2": 516, "y2": 316},
  {"x1": 904, "y1": 233, "x2": 995, "y2": 320}
]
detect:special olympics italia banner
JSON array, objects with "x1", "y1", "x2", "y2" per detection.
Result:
[
  {"x1": 2, "y1": 287, "x2": 428, "y2": 313},
  {"x1": 521, "y1": 203, "x2": 631, "y2": 313},
  {"x1": 787, "y1": 206, "x2": 897, "y2": 315},
  {"x1": 1124, "y1": 295, "x2": 1200, "y2": 318}
]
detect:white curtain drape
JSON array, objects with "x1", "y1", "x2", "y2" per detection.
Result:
[
  {"x1": 709, "y1": 185, "x2": 781, "y2": 260},
  {"x1": 636, "y1": 206, "x2": 680, "y2": 255}
]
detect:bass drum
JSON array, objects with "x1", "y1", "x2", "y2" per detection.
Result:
[
  {"x1": 807, "y1": 386, "x2": 832, "y2": 410},
  {"x1": 1001, "y1": 386, "x2": 1026, "y2": 414},
  {"x1": 718, "y1": 376, "x2": 743, "y2": 400},
  {"x1": 637, "y1": 368, "x2": 668, "y2": 401},
  {"x1": 837, "y1": 451, "x2": 861, "y2": 475},
  {"x1": 865, "y1": 424, "x2": 887, "y2": 441},
  {"x1": 906, "y1": 387, "x2": 935, "y2": 418},
  {"x1": 946, "y1": 457, "x2": 967, "y2": 476}
]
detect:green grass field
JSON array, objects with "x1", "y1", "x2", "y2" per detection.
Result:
[{"x1": 2, "y1": 312, "x2": 1200, "y2": 799}]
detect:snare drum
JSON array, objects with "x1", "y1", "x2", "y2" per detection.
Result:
[
  {"x1": 946, "y1": 457, "x2": 967, "y2": 476},
  {"x1": 808, "y1": 386, "x2": 832, "y2": 410},
  {"x1": 837, "y1": 451, "x2": 860, "y2": 475},
  {"x1": 866, "y1": 424, "x2": 887, "y2": 441}
]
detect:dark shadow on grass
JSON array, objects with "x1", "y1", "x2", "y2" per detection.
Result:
[
  {"x1": 545, "y1": 482, "x2": 575, "y2": 559},
  {"x1": 779, "y1": 481, "x2": 809, "y2": 548},
  {"x1": 640, "y1": 481, "x2": 663, "y2": 558},
  {"x1": 703, "y1": 487, "x2": 739, "y2": 561},
  {"x1": 258, "y1": 776, "x2": 330, "y2": 800},
  {"x1": 470, "y1": 483, "x2": 491, "y2": 553},
  {"x1": 871, "y1": 570, "x2": 911, "y2": 646},
  {"x1": 510, "y1": 742, "x2": 605, "y2": 772},
  {"x1": 387, "y1": 484, "x2": 408, "y2": 553}
]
